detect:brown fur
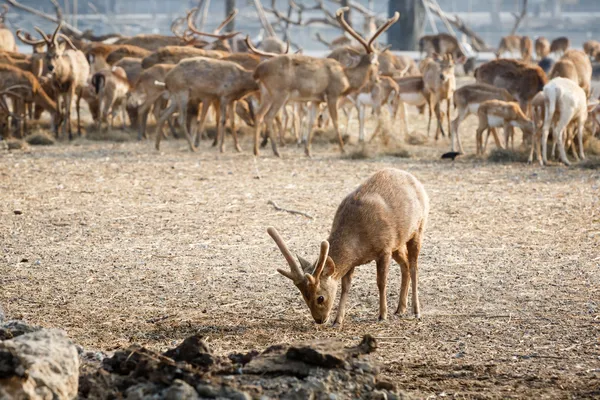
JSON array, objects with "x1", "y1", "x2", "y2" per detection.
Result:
[
  {"x1": 474, "y1": 58, "x2": 547, "y2": 113},
  {"x1": 141, "y1": 46, "x2": 225, "y2": 69},
  {"x1": 560, "y1": 49, "x2": 592, "y2": 98},
  {"x1": 250, "y1": 8, "x2": 399, "y2": 157},
  {"x1": 550, "y1": 36, "x2": 570, "y2": 55},
  {"x1": 105, "y1": 45, "x2": 151, "y2": 65},
  {"x1": 115, "y1": 34, "x2": 209, "y2": 51},
  {"x1": 496, "y1": 35, "x2": 521, "y2": 58},
  {"x1": 390, "y1": 76, "x2": 430, "y2": 135},
  {"x1": 91, "y1": 66, "x2": 131, "y2": 129},
  {"x1": 450, "y1": 83, "x2": 516, "y2": 153},
  {"x1": 0, "y1": 64, "x2": 58, "y2": 137},
  {"x1": 476, "y1": 99, "x2": 535, "y2": 154},
  {"x1": 535, "y1": 37, "x2": 550, "y2": 59},
  {"x1": 520, "y1": 36, "x2": 533, "y2": 62},
  {"x1": 155, "y1": 57, "x2": 258, "y2": 152},
  {"x1": 269, "y1": 168, "x2": 429, "y2": 326},
  {"x1": 549, "y1": 59, "x2": 578, "y2": 83},
  {"x1": 129, "y1": 64, "x2": 175, "y2": 140},
  {"x1": 419, "y1": 33, "x2": 465, "y2": 61},
  {"x1": 222, "y1": 53, "x2": 260, "y2": 71},
  {"x1": 423, "y1": 54, "x2": 455, "y2": 139},
  {"x1": 583, "y1": 40, "x2": 600, "y2": 59},
  {"x1": 114, "y1": 57, "x2": 143, "y2": 87}
]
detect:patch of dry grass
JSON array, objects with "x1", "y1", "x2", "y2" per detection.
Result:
[
  {"x1": 487, "y1": 148, "x2": 529, "y2": 163},
  {"x1": 25, "y1": 132, "x2": 55, "y2": 146},
  {"x1": 86, "y1": 129, "x2": 133, "y2": 142},
  {"x1": 405, "y1": 132, "x2": 428, "y2": 146}
]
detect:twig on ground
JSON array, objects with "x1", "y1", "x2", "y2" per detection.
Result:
[{"x1": 268, "y1": 200, "x2": 314, "y2": 219}]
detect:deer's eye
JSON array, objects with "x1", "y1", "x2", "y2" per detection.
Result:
[{"x1": 317, "y1": 296, "x2": 325, "y2": 305}]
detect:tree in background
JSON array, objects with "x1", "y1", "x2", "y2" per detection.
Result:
[{"x1": 387, "y1": 0, "x2": 426, "y2": 50}]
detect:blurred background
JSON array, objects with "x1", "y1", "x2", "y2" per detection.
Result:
[{"x1": 4, "y1": 0, "x2": 600, "y2": 52}]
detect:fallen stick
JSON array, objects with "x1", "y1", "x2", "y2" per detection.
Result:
[{"x1": 268, "y1": 200, "x2": 313, "y2": 220}]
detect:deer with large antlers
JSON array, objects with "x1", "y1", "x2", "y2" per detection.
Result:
[
  {"x1": 21, "y1": 22, "x2": 90, "y2": 139},
  {"x1": 268, "y1": 168, "x2": 429, "y2": 326},
  {"x1": 250, "y1": 7, "x2": 399, "y2": 157}
]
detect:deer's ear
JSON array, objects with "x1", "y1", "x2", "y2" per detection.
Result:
[{"x1": 322, "y1": 256, "x2": 336, "y2": 278}]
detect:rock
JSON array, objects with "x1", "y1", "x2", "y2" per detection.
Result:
[
  {"x1": 163, "y1": 334, "x2": 215, "y2": 368},
  {"x1": 375, "y1": 380, "x2": 396, "y2": 392},
  {"x1": 163, "y1": 379, "x2": 199, "y2": 400},
  {"x1": 0, "y1": 305, "x2": 4, "y2": 323},
  {"x1": 286, "y1": 334, "x2": 377, "y2": 369},
  {"x1": 0, "y1": 329, "x2": 79, "y2": 400},
  {"x1": 370, "y1": 390, "x2": 388, "y2": 400},
  {"x1": 0, "y1": 320, "x2": 42, "y2": 341},
  {"x1": 229, "y1": 350, "x2": 259, "y2": 365}
]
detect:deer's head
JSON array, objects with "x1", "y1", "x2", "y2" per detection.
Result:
[
  {"x1": 18, "y1": 23, "x2": 76, "y2": 73},
  {"x1": 268, "y1": 227, "x2": 338, "y2": 324},
  {"x1": 333, "y1": 8, "x2": 399, "y2": 87},
  {"x1": 437, "y1": 54, "x2": 455, "y2": 83}
]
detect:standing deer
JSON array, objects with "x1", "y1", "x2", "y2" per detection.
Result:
[
  {"x1": 450, "y1": 83, "x2": 516, "y2": 153},
  {"x1": 475, "y1": 100, "x2": 535, "y2": 155},
  {"x1": 423, "y1": 54, "x2": 455, "y2": 139},
  {"x1": 250, "y1": 7, "x2": 399, "y2": 157},
  {"x1": 91, "y1": 66, "x2": 130, "y2": 130},
  {"x1": 268, "y1": 168, "x2": 429, "y2": 326},
  {"x1": 154, "y1": 57, "x2": 258, "y2": 152},
  {"x1": 23, "y1": 22, "x2": 90, "y2": 139}
]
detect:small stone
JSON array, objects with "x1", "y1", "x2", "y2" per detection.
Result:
[
  {"x1": 375, "y1": 380, "x2": 396, "y2": 392},
  {"x1": 369, "y1": 390, "x2": 388, "y2": 400},
  {"x1": 163, "y1": 380, "x2": 199, "y2": 400},
  {"x1": 20, "y1": 259, "x2": 28, "y2": 263},
  {"x1": 13, "y1": 210, "x2": 22, "y2": 215}
]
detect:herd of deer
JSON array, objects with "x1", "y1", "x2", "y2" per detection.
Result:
[{"x1": 0, "y1": 5, "x2": 599, "y2": 165}]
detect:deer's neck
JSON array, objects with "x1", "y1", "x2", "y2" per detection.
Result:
[
  {"x1": 327, "y1": 234, "x2": 363, "y2": 281},
  {"x1": 344, "y1": 58, "x2": 375, "y2": 93}
]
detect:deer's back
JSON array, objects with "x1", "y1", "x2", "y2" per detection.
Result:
[{"x1": 329, "y1": 169, "x2": 428, "y2": 260}]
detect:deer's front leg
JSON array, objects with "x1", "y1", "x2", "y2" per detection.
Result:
[
  {"x1": 333, "y1": 267, "x2": 355, "y2": 327},
  {"x1": 376, "y1": 254, "x2": 391, "y2": 321}
]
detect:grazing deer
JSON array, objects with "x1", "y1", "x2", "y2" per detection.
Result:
[
  {"x1": 550, "y1": 37, "x2": 570, "y2": 56},
  {"x1": 249, "y1": 7, "x2": 399, "y2": 157},
  {"x1": 538, "y1": 77, "x2": 590, "y2": 166},
  {"x1": 475, "y1": 58, "x2": 547, "y2": 115},
  {"x1": 0, "y1": 5, "x2": 15, "y2": 52},
  {"x1": 450, "y1": 83, "x2": 516, "y2": 153},
  {"x1": 535, "y1": 37, "x2": 550, "y2": 60},
  {"x1": 268, "y1": 168, "x2": 429, "y2": 326},
  {"x1": 91, "y1": 66, "x2": 130, "y2": 130},
  {"x1": 422, "y1": 54, "x2": 455, "y2": 139},
  {"x1": 23, "y1": 22, "x2": 90, "y2": 139},
  {"x1": 154, "y1": 57, "x2": 258, "y2": 152},
  {"x1": 475, "y1": 100, "x2": 535, "y2": 155}
]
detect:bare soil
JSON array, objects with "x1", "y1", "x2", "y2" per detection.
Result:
[{"x1": 1, "y1": 110, "x2": 599, "y2": 398}]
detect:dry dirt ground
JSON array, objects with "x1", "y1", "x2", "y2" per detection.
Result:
[{"x1": 1, "y1": 109, "x2": 599, "y2": 399}]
